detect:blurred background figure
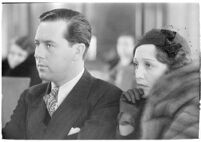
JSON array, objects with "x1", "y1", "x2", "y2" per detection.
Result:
[
  {"x1": 86, "y1": 35, "x2": 97, "y2": 61},
  {"x1": 2, "y1": 36, "x2": 41, "y2": 86},
  {"x1": 85, "y1": 35, "x2": 110, "y2": 81},
  {"x1": 109, "y1": 34, "x2": 136, "y2": 91}
]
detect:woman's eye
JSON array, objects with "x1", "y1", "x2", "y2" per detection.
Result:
[
  {"x1": 133, "y1": 62, "x2": 138, "y2": 67},
  {"x1": 145, "y1": 62, "x2": 152, "y2": 68}
]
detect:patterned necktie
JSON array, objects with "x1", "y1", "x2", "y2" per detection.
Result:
[{"x1": 43, "y1": 87, "x2": 59, "y2": 117}]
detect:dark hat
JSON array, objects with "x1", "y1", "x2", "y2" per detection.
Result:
[
  {"x1": 134, "y1": 28, "x2": 192, "y2": 70},
  {"x1": 134, "y1": 29, "x2": 191, "y2": 58}
]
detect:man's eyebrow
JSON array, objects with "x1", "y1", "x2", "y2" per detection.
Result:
[
  {"x1": 34, "y1": 39, "x2": 55, "y2": 44},
  {"x1": 44, "y1": 40, "x2": 55, "y2": 43}
]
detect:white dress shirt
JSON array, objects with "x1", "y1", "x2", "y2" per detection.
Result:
[{"x1": 51, "y1": 68, "x2": 84, "y2": 110}]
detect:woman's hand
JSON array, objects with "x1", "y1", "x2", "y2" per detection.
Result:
[
  {"x1": 121, "y1": 88, "x2": 144, "y2": 104},
  {"x1": 118, "y1": 112, "x2": 135, "y2": 136},
  {"x1": 118, "y1": 88, "x2": 145, "y2": 137}
]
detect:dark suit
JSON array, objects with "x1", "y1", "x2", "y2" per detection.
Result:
[{"x1": 2, "y1": 70, "x2": 122, "y2": 139}]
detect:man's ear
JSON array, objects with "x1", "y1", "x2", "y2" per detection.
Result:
[{"x1": 72, "y1": 43, "x2": 86, "y2": 61}]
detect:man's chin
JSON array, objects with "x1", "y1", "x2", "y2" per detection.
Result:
[{"x1": 38, "y1": 74, "x2": 51, "y2": 82}]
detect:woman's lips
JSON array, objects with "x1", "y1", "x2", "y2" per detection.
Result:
[{"x1": 137, "y1": 83, "x2": 149, "y2": 88}]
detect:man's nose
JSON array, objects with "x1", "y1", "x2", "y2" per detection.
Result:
[{"x1": 34, "y1": 44, "x2": 45, "y2": 59}]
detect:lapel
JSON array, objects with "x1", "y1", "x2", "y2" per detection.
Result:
[
  {"x1": 27, "y1": 83, "x2": 51, "y2": 139},
  {"x1": 43, "y1": 70, "x2": 94, "y2": 139}
]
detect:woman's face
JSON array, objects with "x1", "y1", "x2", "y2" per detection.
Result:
[
  {"x1": 133, "y1": 44, "x2": 168, "y2": 98},
  {"x1": 8, "y1": 44, "x2": 28, "y2": 68}
]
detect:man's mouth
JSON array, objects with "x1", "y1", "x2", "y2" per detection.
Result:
[{"x1": 37, "y1": 64, "x2": 48, "y2": 70}]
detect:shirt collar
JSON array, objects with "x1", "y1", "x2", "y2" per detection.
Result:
[
  {"x1": 51, "y1": 68, "x2": 84, "y2": 90},
  {"x1": 51, "y1": 68, "x2": 85, "y2": 107}
]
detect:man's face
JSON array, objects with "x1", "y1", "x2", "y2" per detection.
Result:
[{"x1": 34, "y1": 20, "x2": 75, "y2": 84}]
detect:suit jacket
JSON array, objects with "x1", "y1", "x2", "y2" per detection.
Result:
[{"x1": 2, "y1": 70, "x2": 122, "y2": 139}]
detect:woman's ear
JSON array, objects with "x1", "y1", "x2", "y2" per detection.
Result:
[{"x1": 72, "y1": 43, "x2": 86, "y2": 61}]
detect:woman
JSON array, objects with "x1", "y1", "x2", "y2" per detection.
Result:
[
  {"x1": 117, "y1": 29, "x2": 199, "y2": 139},
  {"x1": 2, "y1": 36, "x2": 41, "y2": 86}
]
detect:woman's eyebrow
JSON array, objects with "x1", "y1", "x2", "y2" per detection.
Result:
[
  {"x1": 134, "y1": 57, "x2": 157, "y2": 62},
  {"x1": 143, "y1": 58, "x2": 157, "y2": 61}
]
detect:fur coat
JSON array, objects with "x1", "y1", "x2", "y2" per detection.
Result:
[
  {"x1": 117, "y1": 61, "x2": 200, "y2": 139},
  {"x1": 141, "y1": 61, "x2": 200, "y2": 139}
]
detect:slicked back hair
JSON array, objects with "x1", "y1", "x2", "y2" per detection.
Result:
[{"x1": 39, "y1": 9, "x2": 92, "y2": 58}]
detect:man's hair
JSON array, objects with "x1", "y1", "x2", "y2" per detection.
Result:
[{"x1": 39, "y1": 9, "x2": 92, "y2": 58}]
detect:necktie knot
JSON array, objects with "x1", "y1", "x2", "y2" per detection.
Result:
[
  {"x1": 51, "y1": 87, "x2": 59, "y2": 100},
  {"x1": 43, "y1": 87, "x2": 59, "y2": 117}
]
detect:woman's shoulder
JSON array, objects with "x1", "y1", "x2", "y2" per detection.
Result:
[
  {"x1": 141, "y1": 61, "x2": 200, "y2": 139},
  {"x1": 147, "y1": 61, "x2": 199, "y2": 116},
  {"x1": 149, "y1": 61, "x2": 199, "y2": 105}
]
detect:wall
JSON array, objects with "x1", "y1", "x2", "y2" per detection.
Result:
[{"x1": 2, "y1": 3, "x2": 199, "y2": 61}]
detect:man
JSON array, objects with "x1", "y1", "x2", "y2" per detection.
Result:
[{"x1": 2, "y1": 8, "x2": 122, "y2": 139}]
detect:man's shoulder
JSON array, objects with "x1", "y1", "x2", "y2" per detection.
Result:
[
  {"x1": 16, "y1": 82, "x2": 49, "y2": 105},
  {"x1": 26, "y1": 82, "x2": 49, "y2": 97},
  {"x1": 92, "y1": 77, "x2": 122, "y2": 93},
  {"x1": 88, "y1": 77, "x2": 122, "y2": 102}
]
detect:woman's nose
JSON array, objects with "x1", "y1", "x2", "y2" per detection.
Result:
[{"x1": 135, "y1": 65, "x2": 145, "y2": 79}]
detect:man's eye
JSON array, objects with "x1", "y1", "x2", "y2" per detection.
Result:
[
  {"x1": 46, "y1": 43, "x2": 53, "y2": 48},
  {"x1": 34, "y1": 41, "x2": 39, "y2": 47}
]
